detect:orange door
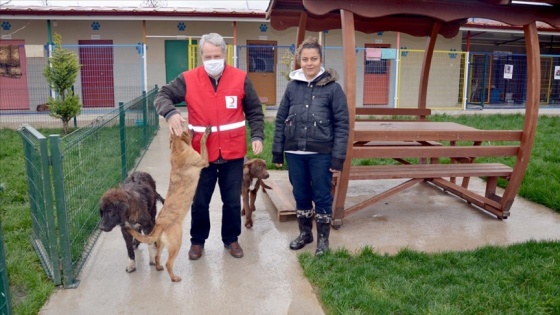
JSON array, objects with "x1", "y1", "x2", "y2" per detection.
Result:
[
  {"x1": 363, "y1": 43, "x2": 390, "y2": 106},
  {"x1": 79, "y1": 40, "x2": 115, "y2": 107},
  {"x1": 246, "y1": 40, "x2": 277, "y2": 105},
  {"x1": 0, "y1": 40, "x2": 30, "y2": 110}
]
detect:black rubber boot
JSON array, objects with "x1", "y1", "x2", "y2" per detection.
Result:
[
  {"x1": 289, "y1": 210, "x2": 314, "y2": 250},
  {"x1": 315, "y1": 213, "x2": 332, "y2": 256}
]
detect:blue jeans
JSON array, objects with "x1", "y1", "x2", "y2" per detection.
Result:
[
  {"x1": 190, "y1": 158, "x2": 243, "y2": 246},
  {"x1": 285, "y1": 153, "x2": 333, "y2": 215}
]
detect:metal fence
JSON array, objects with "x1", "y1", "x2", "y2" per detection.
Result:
[
  {"x1": 18, "y1": 87, "x2": 159, "y2": 288},
  {"x1": 0, "y1": 44, "x2": 145, "y2": 130},
  {"x1": 235, "y1": 45, "x2": 560, "y2": 110}
]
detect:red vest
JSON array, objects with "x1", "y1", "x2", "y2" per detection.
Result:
[{"x1": 184, "y1": 65, "x2": 247, "y2": 162}]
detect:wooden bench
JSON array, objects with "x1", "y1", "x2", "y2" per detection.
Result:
[
  {"x1": 338, "y1": 163, "x2": 513, "y2": 180},
  {"x1": 262, "y1": 179, "x2": 296, "y2": 221},
  {"x1": 332, "y1": 163, "x2": 514, "y2": 222},
  {"x1": 330, "y1": 121, "x2": 524, "y2": 226}
]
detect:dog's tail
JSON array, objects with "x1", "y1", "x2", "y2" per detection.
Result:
[
  {"x1": 156, "y1": 193, "x2": 165, "y2": 205},
  {"x1": 126, "y1": 224, "x2": 163, "y2": 245}
]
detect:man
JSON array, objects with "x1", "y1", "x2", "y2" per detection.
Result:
[{"x1": 154, "y1": 33, "x2": 264, "y2": 259}]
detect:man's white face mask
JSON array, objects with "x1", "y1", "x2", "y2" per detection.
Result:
[{"x1": 203, "y1": 59, "x2": 225, "y2": 77}]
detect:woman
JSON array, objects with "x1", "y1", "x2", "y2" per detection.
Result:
[{"x1": 272, "y1": 37, "x2": 349, "y2": 255}]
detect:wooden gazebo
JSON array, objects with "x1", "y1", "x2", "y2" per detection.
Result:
[{"x1": 266, "y1": 0, "x2": 560, "y2": 228}]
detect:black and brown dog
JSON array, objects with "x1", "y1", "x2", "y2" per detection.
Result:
[
  {"x1": 98, "y1": 171, "x2": 164, "y2": 273},
  {"x1": 241, "y1": 158, "x2": 271, "y2": 228}
]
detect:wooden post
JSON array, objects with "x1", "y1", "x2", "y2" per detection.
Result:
[
  {"x1": 294, "y1": 12, "x2": 308, "y2": 70},
  {"x1": 332, "y1": 9, "x2": 356, "y2": 228},
  {"x1": 501, "y1": 21, "x2": 540, "y2": 213}
]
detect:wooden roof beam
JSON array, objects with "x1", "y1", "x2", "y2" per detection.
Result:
[{"x1": 418, "y1": 21, "x2": 441, "y2": 109}]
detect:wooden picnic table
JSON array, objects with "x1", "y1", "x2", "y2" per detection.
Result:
[{"x1": 331, "y1": 120, "x2": 521, "y2": 227}]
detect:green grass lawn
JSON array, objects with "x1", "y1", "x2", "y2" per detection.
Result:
[{"x1": 1, "y1": 113, "x2": 559, "y2": 314}]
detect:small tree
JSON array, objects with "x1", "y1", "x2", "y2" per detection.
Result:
[{"x1": 43, "y1": 33, "x2": 82, "y2": 134}]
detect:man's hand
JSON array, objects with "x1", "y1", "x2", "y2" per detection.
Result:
[
  {"x1": 252, "y1": 140, "x2": 263, "y2": 155},
  {"x1": 168, "y1": 114, "x2": 186, "y2": 136}
]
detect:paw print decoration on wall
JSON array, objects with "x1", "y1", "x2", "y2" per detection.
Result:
[
  {"x1": 91, "y1": 21, "x2": 101, "y2": 31},
  {"x1": 259, "y1": 24, "x2": 268, "y2": 32},
  {"x1": 1, "y1": 21, "x2": 11, "y2": 31},
  {"x1": 177, "y1": 22, "x2": 186, "y2": 31}
]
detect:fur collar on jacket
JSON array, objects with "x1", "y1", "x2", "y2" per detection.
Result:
[{"x1": 288, "y1": 67, "x2": 339, "y2": 86}]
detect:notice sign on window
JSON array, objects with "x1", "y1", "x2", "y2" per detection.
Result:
[
  {"x1": 555, "y1": 66, "x2": 560, "y2": 80},
  {"x1": 504, "y1": 64, "x2": 513, "y2": 79}
]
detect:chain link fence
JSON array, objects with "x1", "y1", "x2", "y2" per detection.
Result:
[
  {"x1": 0, "y1": 43, "x2": 145, "y2": 130},
  {"x1": 17, "y1": 87, "x2": 159, "y2": 288},
  {"x1": 234, "y1": 45, "x2": 560, "y2": 110}
]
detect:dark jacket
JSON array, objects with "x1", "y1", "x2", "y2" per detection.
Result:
[
  {"x1": 154, "y1": 67, "x2": 265, "y2": 143},
  {"x1": 272, "y1": 68, "x2": 349, "y2": 170}
]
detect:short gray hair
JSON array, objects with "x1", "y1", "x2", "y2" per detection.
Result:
[{"x1": 199, "y1": 33, "x2": 227, "y2": 56}]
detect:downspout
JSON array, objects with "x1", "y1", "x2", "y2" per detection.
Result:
[
  {"x1": 463, "y1": 31, "x2": 471, "y2": 110},
  {"x1": 142, "y1": 20, "x2": 148, "y2": 92},
  {"x1": 46, "y1": 20, "x2": 54, "y2": 99},
  {"x1": 233, "y1": 21, "x2": 238, "y2": 68},
  {"x1": 394, "y1": 32, "x2": 400, "y2": 108}
]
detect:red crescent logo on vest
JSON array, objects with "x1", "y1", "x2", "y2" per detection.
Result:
[{"x1": 226, "y1": 96, "x2": 237, "y2": 109}]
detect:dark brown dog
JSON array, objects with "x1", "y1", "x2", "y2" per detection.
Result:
[
  {"x1": 98, "y1": 171, "x2": 164, "y2": 273},
  {"x1": 36, "y1": 103, "x2": 49, "y2": 111},
  {"x1": 127, "y1": 128, "x2": 210, "y2": 282},
  {"x1": 241, "y1": 158, "x2": 271, "y2": 228}
]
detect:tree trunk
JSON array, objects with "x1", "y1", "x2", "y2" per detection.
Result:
[{"x1": 63, "y1": 120, "x2": 69, "y2": 134}]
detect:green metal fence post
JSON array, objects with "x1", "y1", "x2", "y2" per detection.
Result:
[
  {"x1": 39, "y1": 135, "x2": 62, "y2": 285},
  {"x1": 119, "y1": 102, "x2": 127, "y2": 181},
  {"x1": 142, "y1": 90, "x2": 148, "y2": 149},
  {"x1": 0, "y1": 186, "x2": 12, "y2": 315},
  {"x1": 49, "y1": 135, "x2": 79, "y2": 288},
  {"x1": 0, "y1": 219, "x2": 12, "y2": 315},
  {"x1": 20, "y1": 125, "x2": 61, "y2": 285},
  {"x1": 154, "y1": 85, "x2": 160, "y2": 129},
  {"x1": 21, "y1": 130, "x2": 42, "y2": 242}
]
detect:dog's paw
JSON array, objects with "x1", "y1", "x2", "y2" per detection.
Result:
[
  {"x1": 244, "y1": 220, "x2": 253, "y2": 229},
  {"x1": 148, "y1": 244, "x2": 157, "y2": 266},
  {"x1": 126, "y1": 259, "x2": 137, "y2": 273},
  {"x1": 171, "y1": 275, "x2": 182, "y2": 282}
]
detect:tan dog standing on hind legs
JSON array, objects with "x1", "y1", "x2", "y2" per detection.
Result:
[{"x1": 127, "y1": 127, "x2": 210, "y2": 282}]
